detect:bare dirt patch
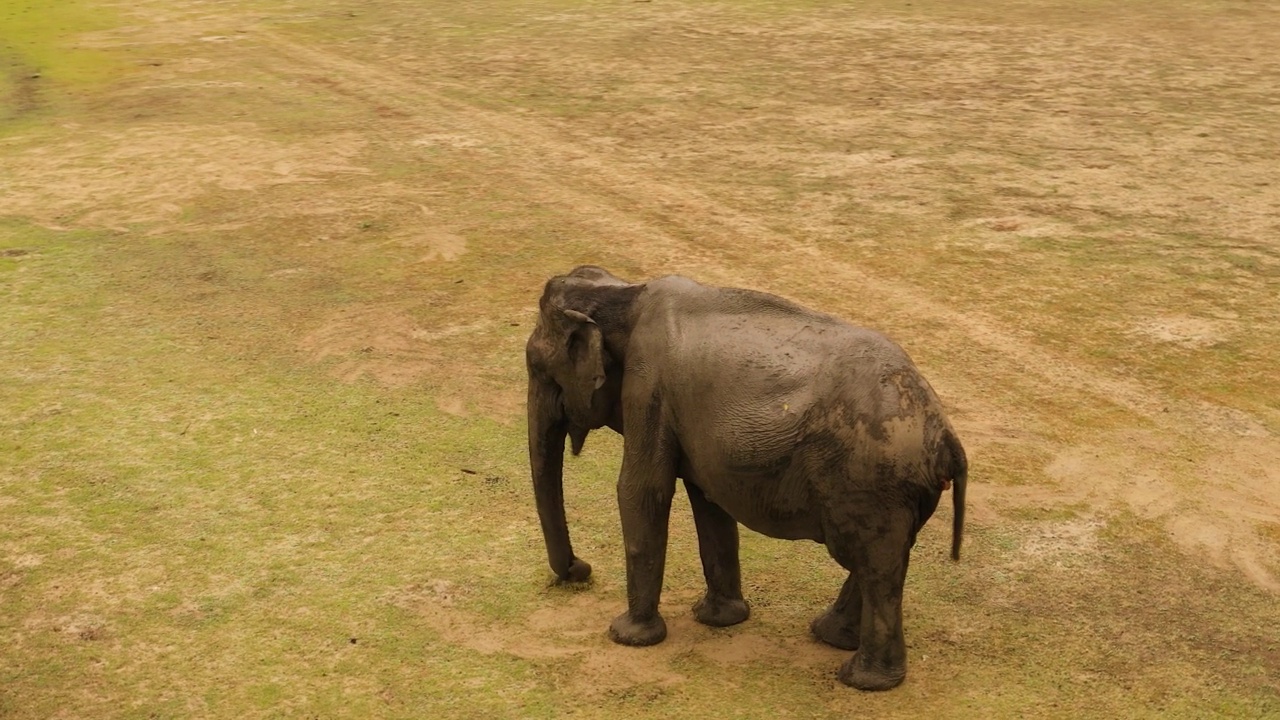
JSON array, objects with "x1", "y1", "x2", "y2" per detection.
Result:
[
  {"x1": 1132, "y1": 316, "x2": 1232, "y2": 350},
  {"x1": 390, "y1": 582, "x2": 845, "y2": 697},
  {"x1": 0, "y1": 125, "x2": 371, "y2": 229},
  {"x1": 300, "y1": 303, "x2": 443, "y2": 387}
]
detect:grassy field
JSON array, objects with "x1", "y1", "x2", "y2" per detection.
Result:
[{"x1": 3, "y1": 0, "x2": 1279, "y2": 717}]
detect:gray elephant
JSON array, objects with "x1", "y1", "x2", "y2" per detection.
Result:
[{"x1": 525, "y1": 265, "x2": 967, "y2": 691}]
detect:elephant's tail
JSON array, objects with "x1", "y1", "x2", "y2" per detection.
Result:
[{"x1": 944, "y1": 429, "x2": 967, "y2": 562}]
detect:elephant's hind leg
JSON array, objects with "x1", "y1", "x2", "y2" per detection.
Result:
[
  {"x1": 811, "y1": 573, "x2": 861, "y2": 650},
  {"x1": 827, "y1": 507, "x2": 915, "y2": 691},
  {"x1": 684, "y1": 480, "x2": 750, "y2": 627}
]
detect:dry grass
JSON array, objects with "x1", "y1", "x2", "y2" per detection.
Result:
[{"x1": 2, "y1": 0, "x2": 1279, "y2": 717}]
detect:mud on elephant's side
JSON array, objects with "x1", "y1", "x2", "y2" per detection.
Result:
[{"x1": 525, "y1": 265, "x2": 967, "y2": 691}]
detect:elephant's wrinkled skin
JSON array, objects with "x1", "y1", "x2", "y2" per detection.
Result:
[{"x1": 526, "y1": 266, "x2": 967, "y2": 691}]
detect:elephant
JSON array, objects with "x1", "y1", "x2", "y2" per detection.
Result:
[{"x1": 525, "y1": 265, "x2": 967, "y2": 691}]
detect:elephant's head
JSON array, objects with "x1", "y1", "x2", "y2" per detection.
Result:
[{"x1": 525, "y1": 266, "x2": 640, "y2": 582}]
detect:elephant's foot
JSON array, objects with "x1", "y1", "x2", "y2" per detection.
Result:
[
  {"x1": 555, "y1": 557, "x2": 593, "y2": 584},
  {"x1": 837, "y1": 654, "x2": 905, "y2": 692},
  {"x1": 810, "y1": 609, "x2": 859, "y2": 650},
  {"x1": 608, "y1": 612, "x2": 668, "y2": 647},
  {"x1": 692, "y1": 593, "x2": 750, "y2": 628}
]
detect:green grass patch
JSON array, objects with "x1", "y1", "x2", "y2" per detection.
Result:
[{"x1": 0, "y1": 0, "x2": 123, "y2": 85}]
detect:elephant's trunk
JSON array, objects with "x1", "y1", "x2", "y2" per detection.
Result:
[{"x1": 528, "y1": 380, "x2": 592, "y2": 583}]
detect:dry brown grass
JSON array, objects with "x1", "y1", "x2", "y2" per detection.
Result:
[{"x1": 2, "y1": 0, "x2": 1278, "y2": 717}]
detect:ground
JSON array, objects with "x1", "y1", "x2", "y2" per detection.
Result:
[{"x1": 2, "y1": 0, "x2": 1279, "y2": 717}]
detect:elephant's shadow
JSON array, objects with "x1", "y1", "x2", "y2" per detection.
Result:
[
  {"x1": 525, "y1": 591, "x2": 849, "y2": 690},
  {"x1": 400, "y1": 578, "x2": 848, "y2": 693}
]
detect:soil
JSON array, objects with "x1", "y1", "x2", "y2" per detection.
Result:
[
  {"x1": 388, "y1": 580, "x2": 846, "y2": 697},
  {"x1": 3, "y1": 0, "x2": 1279, "y2": 713}
]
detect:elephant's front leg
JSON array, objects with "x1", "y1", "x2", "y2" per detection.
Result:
[
  {"x1": 684, "y1": 480, "x2": 750, "y2": 627},
  {"x1": 608, "y1": 443, "x2": 678, "y2": 647}
]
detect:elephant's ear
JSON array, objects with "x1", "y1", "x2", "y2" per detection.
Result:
[{"x1": 561, "y1": 308, "x2": 605, "y2": 416}]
